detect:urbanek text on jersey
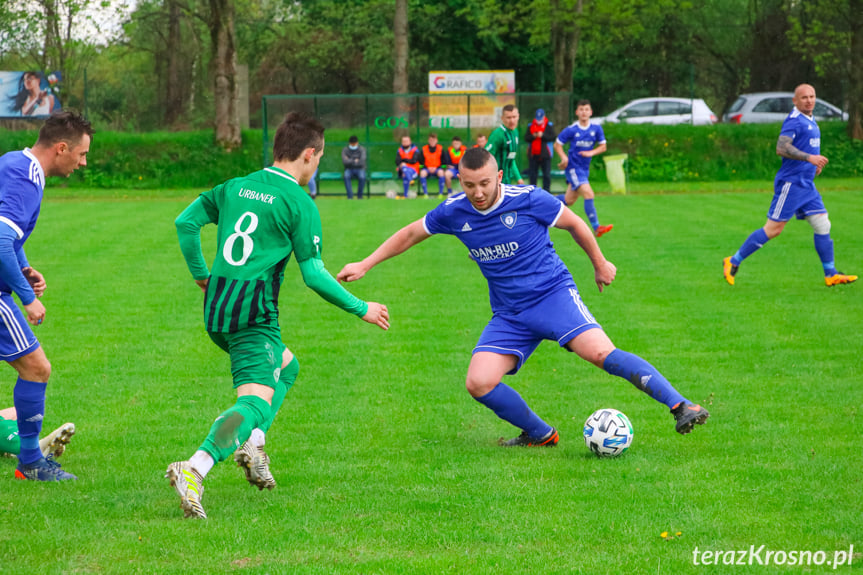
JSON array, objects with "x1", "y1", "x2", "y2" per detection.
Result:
[{"x1": 238, "y1": 188, "x2": 275, "y2": 204}]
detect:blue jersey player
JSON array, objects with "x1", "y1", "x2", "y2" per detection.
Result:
[
  {"x1": 338, "y1": 148, "x2": 708, "y2": 446},
  {"x1": 554, "y1": 100, "x2": 613, "y2": 238},
  {"x1": 0, "y1": 110, "x2": 91, "y2": 481},
  {"x1": 723, "y1": 84, "x2": 856, "y2": 287}
]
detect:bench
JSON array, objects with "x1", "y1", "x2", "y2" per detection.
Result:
[{"x1": 317, "y1": 171, "x2": 416, "y2": 196}]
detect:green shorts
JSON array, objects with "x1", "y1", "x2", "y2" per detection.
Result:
[{"x1": 208, "y1": 324, "x2": 287, "y2": 389}]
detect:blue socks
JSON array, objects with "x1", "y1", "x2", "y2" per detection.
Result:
[
  {"x1": 584, "y1": 199, "x2": 600, "y2": 230},
  {"x1": 813, "y1": 233, "x2": 837, "y2": 276},
  {"x1": 731, "y1": 228, "x2": 769, "y2": 265},
  {"x1": 420, "y1": 176, "x2": 428, "y2": 195},
  {"x1": 603, "y1": 349, "x2": 685, "y2": 409},
  {"x1": 474, "y1": 382, "x2": 552, "y2": 439},
  {"x1": 13, "y1": 378, "x2": 47, "y2": 464},
  {"x1": 402, "y1": 176, "x2": 411, "y2": 196}
]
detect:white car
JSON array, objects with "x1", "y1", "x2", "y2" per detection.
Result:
[
  {"x1": 596, "y1": 97, "x2": 718, "y2": 126},
  {"x1": 723, "y1": 92, "x2": 848, "y2": 124}
]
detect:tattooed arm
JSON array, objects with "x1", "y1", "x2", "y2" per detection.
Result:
[{"x1": 776, "y1": 135, "x2": 828, "y2": 172}]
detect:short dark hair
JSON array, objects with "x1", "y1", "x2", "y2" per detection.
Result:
[
  {"x1": 348, "y1": 135, "x2": 359, "y2": 144},
  {"x1": 273, "y1": 112, "x2": 325, "y2": 162},
  {"x1": 459, "y1": 147, "x2": 495, "y2": 171},
  {"x1": 428, "y1": 132, "x2": 437, "y2": 139},
  {"x1": 502, "y1": 104, "x2": 517, "y2": 113},
  {"x1": 452, "y1": 136, "x2": 462, "y2": 142},
  {"x1": 577, "y1": 99, "x2": 591, "y2": 108},
  {"x1": 36, "y1": 109, "x2": 93, "y2": 147}
]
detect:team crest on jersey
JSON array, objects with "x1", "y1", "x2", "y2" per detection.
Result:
[{"x1": 500, "y1": 211, "x2": 517, "y2": 229}]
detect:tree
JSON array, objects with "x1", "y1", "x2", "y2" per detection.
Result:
[
  {"x1": 788, "y1": 0, "x2": 863, "y2": 140},
  {"x1": 208, "y1": 0, "x2": 240, "y2": 149},
  {"x1": 393, "y1": 0, "x2": 409, "y2": 94},
  {"x1": 549, "y1": 0, "x2": 583, "y2": 94}
]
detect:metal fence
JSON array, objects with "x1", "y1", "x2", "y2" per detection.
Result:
[{"x1": 262, "y1": 92, "x2": 578, "y2": 177}]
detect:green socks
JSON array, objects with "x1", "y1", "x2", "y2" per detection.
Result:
[{"x1": 199, "y1": 395, "x2": 271, "y2": 463}]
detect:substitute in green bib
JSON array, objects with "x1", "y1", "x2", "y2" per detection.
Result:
[{"x1": 167, "y1": 112, "x2": 390, "y2": 519}]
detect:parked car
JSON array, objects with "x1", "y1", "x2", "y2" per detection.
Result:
[
  {"x1": 723, "y1": 92, "x2": 848, "y2": 124},
  {"x1": 595, "y1": 97, "x2": 718, "y2": 126}
]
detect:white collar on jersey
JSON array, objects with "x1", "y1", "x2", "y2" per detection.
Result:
[
  {"x1": 791, "y1": 106, "x2": 814, "y2": 121},
  {"x1": 264, "y1": 166, "x2": 299, "y2": 184}
]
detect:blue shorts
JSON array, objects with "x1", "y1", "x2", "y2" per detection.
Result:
[
  {"x1": 400, "y1": 167, "x2": 418, "y2": 181},
  {"x1": 0, "y1": 293, "x2": 39, "y2": 361},
  {"x1": 421, "y1": 167, "x2": 444, "y2": 177},
  {"x1": 446, "y1": 167, "x2": 460, "y2": 178},
  {"x1": 473, "y1": 285, "x2": 601, "y2": 375},
  {"x1": 565, "y1": 166, "x2": 590, "y2": 189},
  {"x1": 768, "y1": 179, "x2": 826, "y2": 221}
]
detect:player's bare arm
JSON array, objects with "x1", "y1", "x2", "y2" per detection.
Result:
[
  {"x1": 554, "y1": 207, "x2": 616, "y2": 292},
  {"x1": 362, "y1": 303, "x2": 390, "y2": 331},
  {"x1": 776, "y1": 135, "x2": 828, "y2": 168},
  {"x1": 23, "y1": 298, "x2": 46, "y2": 325},
  {"x1": 337, "y1": 219, "x2": 431, "y2": 282},
  {"x1": 580, "y1": 143, "x2": 607, "y2": 158},
  {"x1": 553, "y1": 142, "x2": 569, "y2": 169},
  {"x1": 22, "y1": 266, "x2": 46, "y2": 297}
]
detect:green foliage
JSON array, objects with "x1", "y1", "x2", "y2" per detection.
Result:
[
  {"x1": 1, "y1": 189, "x2": 861, "y2": 573},
  {"x1": 2, "y1": 123, "x2": 860, "y2": 188}
]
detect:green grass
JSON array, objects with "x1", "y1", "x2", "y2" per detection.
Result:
[{"x1": 1, "y1": 186, "x2": 862, "y2": 574}]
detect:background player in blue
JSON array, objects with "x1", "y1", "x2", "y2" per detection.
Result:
[
  {"x1": 723, "y1": 84, "x2": 856, "y2": 287},
  {"x1": 0, "y1": 109, "x2": 92, "y2": 480},
  {"x1": 554, "y1": 100, "x2": 613, "y2": 238},
  {"x1": 338, "y1": 148, "x2": 708, "y2": 445}
]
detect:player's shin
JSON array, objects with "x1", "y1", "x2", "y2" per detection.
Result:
[
  {"x1": 474, "y1": 382, "x2": 553, "y2": 439},
  {"x1": 584, "y1": 199, "x2": 600, "y2": 230},
  {"x1": 13, "y1": 378, "x2": 46, "y2": 464},
  {"x1": 813, "y1": 233, "x2": 836, "y2": 275},
  {"x1": 732, "y1": 228, "x2": 770, "y2": 265},
  {"x1": 602, "y1": 349, "x2": 685, "y2": 409},
  {"x1": 199, "y1": 395, "x2": 270, "y2": 464}
]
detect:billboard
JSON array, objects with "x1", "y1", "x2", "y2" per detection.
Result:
[
  {"x1": 0, "y1": 71, "x2": 62, "y2": 118},
  {"x1": 428, "y1": 70, "x2": 516, "y2": 128}
]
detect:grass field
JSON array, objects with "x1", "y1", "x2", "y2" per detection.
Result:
[{"x1": 2, "y1": 183, "x2": 861, "y2": 574}]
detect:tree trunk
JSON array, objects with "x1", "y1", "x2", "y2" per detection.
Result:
[
  {"x1": 209, "y1": 0, "x2": 241, "y2": 149},
  {"x1": 848, "y1": 0, "x2": 863, "y2": 140},
  {"x1": 392, "y1": 0, "x2": 409, "y2": 138},
  {"x1": 551, "y1": 0, "x2": 582, "y2": 122},
  {"x1": 393, "y1": 0, "x2": 409, "y2": 94},
  {"x1": 165, "y1": 0, "x2": 183, "y2": 125}
]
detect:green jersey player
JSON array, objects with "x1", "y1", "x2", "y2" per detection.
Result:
[
  {"x1": 167, "y1": 112, "x2": 389, "y2": 519},
  {"x1": 485, "y1": 104, "x2": 524, "y2": 185}
]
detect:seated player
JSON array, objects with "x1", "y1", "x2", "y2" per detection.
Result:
[
  {"x1": 395, "y1": 136, "x2": 421, "y2": 199},
  {"x1": 444, "y1": 136, "x2": 467, "y2": 196},
  {"x1": 420, "y1": 133, "x2": 446, "y2": 198}
]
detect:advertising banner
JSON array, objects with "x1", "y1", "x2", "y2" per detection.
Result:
[
  {"x1": 428, "y1": 70, "x2": 515, "y2": 128},
  {"x1": 0, "y1": 71, "x2": 62, "y2": 118}
]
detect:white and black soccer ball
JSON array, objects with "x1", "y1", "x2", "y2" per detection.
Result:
[{"x1": 583, "y1": 408, "x2": 634, "y2": 458}]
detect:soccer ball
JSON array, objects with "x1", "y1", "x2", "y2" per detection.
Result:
[{"x1": 583, "y1": 408, "x2": 634, "y2": 458}]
